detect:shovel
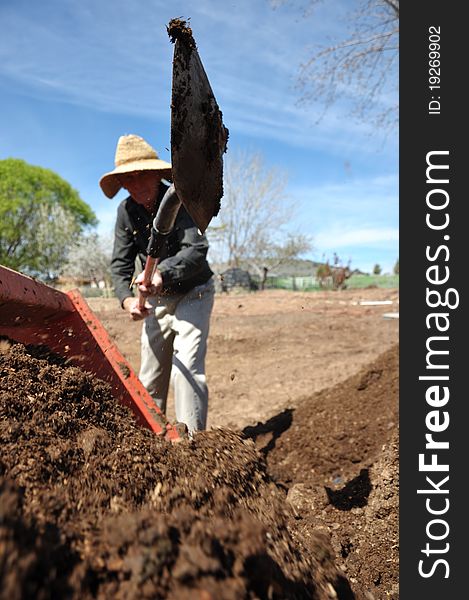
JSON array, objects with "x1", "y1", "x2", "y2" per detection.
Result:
[{"x1": 138, "y1": 18, "x2": 228, "y2": 304}]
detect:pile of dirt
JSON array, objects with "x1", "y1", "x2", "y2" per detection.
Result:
[
  {"x1": 0, "y1": 341, "x2": 351, "y2": 599},
  {"x1": 244, "y1": 346, "x2": 399, "y2": 599}
]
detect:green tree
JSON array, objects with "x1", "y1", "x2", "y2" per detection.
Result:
[
  {"x1": 393, "y1": 258, "x2": 399, "y2": 275},
  {"x1": 373, "y1": 263, "x2": 382, "y2": 275},
  {"x1": 0, "y1": 158, "x2": 97, "y2": 280}
]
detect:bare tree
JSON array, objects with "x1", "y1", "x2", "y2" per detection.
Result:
[
  {"x1": 249, "y1": 233, "x2": 312, "y2": 289},
  {"x1": 35, "y1": 204, "x2": 82, "y2": 281},
  {"x1": 64, "y1": 233, "x2": 113, "y2": 284},
  {"x1": 273, "y1": 0, "x2": 399, "y2": 130},
  {"x1": 208, "y1": 151, "x2": 312, "y2": 282}
]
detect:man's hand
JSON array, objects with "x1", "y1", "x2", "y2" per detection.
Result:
[
  {"x1": 135, "y1": 269, "x2": 164, "y2": 296},
  {"x1": 122, "y1": 296, "x2": 152, "y2": 321}
]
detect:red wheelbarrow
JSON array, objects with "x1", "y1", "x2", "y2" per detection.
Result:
[{"x1": 0, "y1": 265, "x2": 180, "y2": 441}]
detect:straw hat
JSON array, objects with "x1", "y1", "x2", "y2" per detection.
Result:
[{"x1": 99, "y1": 134, "x2": 172, "y2": 198}]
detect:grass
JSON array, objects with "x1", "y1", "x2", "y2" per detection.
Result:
[
  {"x1": 346, "y1": 274, "x2": 399, "y2": 289},
  {"x1": 265, "y1": 274, "x2": 399, "y2": 291}
]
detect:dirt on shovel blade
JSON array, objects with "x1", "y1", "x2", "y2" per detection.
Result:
[
  {"x1": 1, "y1": 340, "x2": 357, "y2": 600},
  {"x1": 168, "y1": 18, "x2": 229, "y2": 233}
]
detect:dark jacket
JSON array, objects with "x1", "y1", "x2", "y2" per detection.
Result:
[{"x1": 111, "y1": 181, "x2": 213, "y2": 306}]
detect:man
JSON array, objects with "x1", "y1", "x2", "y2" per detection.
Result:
[{"x1": 100, "y1": 134, "x2": 215, "y2": 433}]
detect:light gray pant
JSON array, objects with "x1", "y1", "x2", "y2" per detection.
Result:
[{"x1": 139, "y1": 278, "x2": 215, "y2": 433}]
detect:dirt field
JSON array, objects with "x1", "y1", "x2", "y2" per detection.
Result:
[
  {"x1": 87, "y1": 288, "x2": 399, "y2": 430},
  {"x1": 1, "y1": 287, "x2": 399, "y2": 599}
]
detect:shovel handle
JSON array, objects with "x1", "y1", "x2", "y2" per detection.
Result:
[{"x1": 137, "y1": 257, "x2": 159, "y2": 311}]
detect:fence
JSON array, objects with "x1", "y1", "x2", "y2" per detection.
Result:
[
  {"x1": 264, "y1": 274, "x2": 399, "y2": 291},
  {"x1": 264, "y1": 276, "x2": 317, "y2": 290},
  {"x1": 60, "y1": 275, "x2": 399, "y2": 297}
]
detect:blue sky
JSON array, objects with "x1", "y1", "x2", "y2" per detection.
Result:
[{"x1": 0, "y1": 0, "x2": 398, "y2": 274}]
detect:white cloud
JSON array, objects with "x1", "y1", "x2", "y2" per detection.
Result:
[{"x1": 285, "y1": 172, "x2": 398, "y2": 271}]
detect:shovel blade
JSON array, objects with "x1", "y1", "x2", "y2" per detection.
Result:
[{"x1": 169, "y1": 20, "x2": 228, "y2": 233}]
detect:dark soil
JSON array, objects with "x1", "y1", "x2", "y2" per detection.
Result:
[
  {"x1": 244, "y1": 346, "x2": 399, "y2": 599},
  {"x1": 1, "y1": 341, "x2": 354, "y2": 600}
]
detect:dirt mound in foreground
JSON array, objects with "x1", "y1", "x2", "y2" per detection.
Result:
[
  {"x1": 0, "y1": 342, "x2": 351, "y2": 599},
  {"x1": 244, "y1": 346, "x2": 399, "y2": 600}
]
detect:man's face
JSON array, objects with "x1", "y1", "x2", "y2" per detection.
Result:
[{"x1": 118, "y1": 171, "x2": 160, "y2": 205}]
